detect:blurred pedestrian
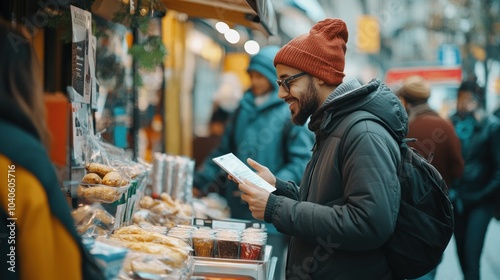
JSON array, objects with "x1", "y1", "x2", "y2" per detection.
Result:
[
  {"x1": 449, "y1": 80, "x2": 500, "y2": 280},
  {"x1": 495, "y1": 106, "x2": 500, "y2": 220},
  {"x1": 397, "y1": 75, "x2": 464, "y2": 186},
  {"x1": 208, "y1": 72, "x2": 243, "y2": 136},
  {"x1": 397, "y1": 75, "x2": 464, "y2": 280},
  {"x1": 0, "y1": 18, "x2": 104, "y2": 280},
  {"x1": 234, "y1": 18, "x2": 406, "y2": 279},
  {"x1": 193, "y1": 46, "x2": 314, "y2": 280}
]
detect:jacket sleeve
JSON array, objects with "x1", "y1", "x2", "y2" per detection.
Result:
[
  {"x1": 266, "y1": 124, "x2": 401, "y2": 251},
  {"x1": 274, "y1": 178, "x2": 301, "y2": 199},
  {"x1": 472, "y1": 118, "x2": 500, "y2": 201},
  {"x1": 444, "y1": 120, "x2": 464, "y2": 181},
  {"x1": 274, "y1": 124, "x2": 314, "y2": 184},
  {"x1": 264, "y1": 178, "x2": 300, "y2": 225}
]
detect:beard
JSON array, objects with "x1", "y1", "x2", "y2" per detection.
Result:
[{"x1": 292, "y1": 78, "x2": 320, "y2": 125}]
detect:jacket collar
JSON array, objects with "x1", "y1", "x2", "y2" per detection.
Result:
[{"x1": 308, "y1": 78, "x2": 364, "y2": 132}]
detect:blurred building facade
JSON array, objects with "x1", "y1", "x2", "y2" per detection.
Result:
[{"x1": 311, "y1": 0, "x2": 500, "y2": 114}]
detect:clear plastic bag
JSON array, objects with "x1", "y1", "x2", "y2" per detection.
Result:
[
  {"x1": 117, "y1": 253, "x2": 194, "y2": 280},
  {"x1": 90, "y1": 240, "x2": 129, "y2": 280},
  {"x1": 72, "y1": 204, "x2": 116, "y2": 237},
  {"x1": 84, "y1": 134, "x2": 132, "y2": 182}
]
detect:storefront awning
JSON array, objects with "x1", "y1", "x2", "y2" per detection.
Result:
[
  {"x1": 385, "y1": 66, "x2": 462, "y2": 86},
  {"x1": 162, "y1": 0, "x2": 277, "y2": 36}
]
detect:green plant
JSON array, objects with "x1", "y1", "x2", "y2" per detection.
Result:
[
  {"x1": 129, "y1": 35, "x2": 168, "y2": 87},
  {"x1": 46, "y1": 9, "x2": 73, "y2": 43},
  {"x1": 112, "y1": 0, "x2": 167, "y2": 33},
  {"x1": 128, "y1": 35, "x2": 167, "y2": 70},
  {"x1": 46, "y1": 1, "x2": 169, "y2": 88}
]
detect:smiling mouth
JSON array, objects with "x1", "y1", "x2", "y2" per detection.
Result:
[{"x1": 286, "y1": 99, "x2": 297, "y2": 112}]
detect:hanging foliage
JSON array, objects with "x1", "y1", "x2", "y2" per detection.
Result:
[
  {"x1": 113, "y1": 0, "x2": 167, "y2": 33},
  {"x1": 128, "y1": 35, "x2": 167, "y2": 70},
  {"x1": 46, "y1": 9, "x2": 72, "y2": 43},
  {"x1": 46, "y1": 0, "x2": 168, "y2": 87}
]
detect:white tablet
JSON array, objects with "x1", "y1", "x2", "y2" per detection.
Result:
[{"x1": 212, "y1": 153, "x2": 275, "y2": 193}]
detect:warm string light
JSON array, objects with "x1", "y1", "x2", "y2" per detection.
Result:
[
  {"x1": 215, "y1": 21, "x2": 260, "y2": 54},
  {"x1": 244, "y1": 40, "x2": 260, "y2": 55},
  {"x1": 224, "y1": 29, "x2": 240, "y2": 44},
  {"x1": 215, "y1": 22, "x2": 229, "y2": 33}
]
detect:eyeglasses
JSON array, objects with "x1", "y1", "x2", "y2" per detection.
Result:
[{"x1": 276, "y1": 72, "x2": 308, "y2": 92}]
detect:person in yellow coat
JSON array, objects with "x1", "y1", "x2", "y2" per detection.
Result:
[{"x1": 0, "y1": 18, "x2": 104, "y2": 280}]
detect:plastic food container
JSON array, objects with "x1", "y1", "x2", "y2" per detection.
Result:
[
  {"x1": 215, "y1": 235, "x2": 240, "y2": 259},
  {"x1": 240, "y1": 238, "x2": 265, "y2": 260},
  {"x1": 167, "y1": 230, "x2": 193, "y2": 247},
  {"x1": 192, "y1": 231, "x2": 215, "y2": 257},
  {"x1": 241, "y1": 232, "x2": 267, "y2": 240}
]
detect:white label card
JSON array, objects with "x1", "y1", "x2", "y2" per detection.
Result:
[{"x1": 212, "y1": 153, "x2": 275, "y2": 193}]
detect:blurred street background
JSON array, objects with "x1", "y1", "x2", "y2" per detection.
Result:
[
  {"x1": 437, "y1": 219, "x2": 500, "y2": 279},
  {"x1": 1, "y1": 1, "x2": 498, "y2": 279}
]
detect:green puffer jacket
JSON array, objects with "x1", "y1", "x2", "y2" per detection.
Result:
[{"x1": 265, "y1": 79, "x2": 407, "y2": 279}]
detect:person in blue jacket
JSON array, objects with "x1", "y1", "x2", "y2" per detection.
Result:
[
  {"x1": 194, "y1": 46, "x2": 314, "y2": 279},
  {"x1": 449, "y1": 81, "x2": 500, "y2": 280}
]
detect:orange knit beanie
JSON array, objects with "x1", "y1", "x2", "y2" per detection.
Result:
[{"x1": 274, "y1": 18, "x2": 348, "y2": 86}]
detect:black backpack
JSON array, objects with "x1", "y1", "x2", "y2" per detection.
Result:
[{"x1": 337, "y1": 110, "x2": 454, "y2": 279}]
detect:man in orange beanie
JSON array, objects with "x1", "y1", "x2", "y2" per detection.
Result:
[{"x1": 233, "y1": 18, "x2": 408, "y2": 279}]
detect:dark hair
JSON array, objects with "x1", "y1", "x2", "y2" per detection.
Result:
[
  {"x1": 210, "y1": 106, "x2": 230, "y2": 123},
  {"x1": 458, "y1": 81, "x2": 479, "y2": 93},
  {"x1": 0, "y1": 17, "x2": 50, "y2": 148},
  {"x1": 457, "y1": 80, "x2": 484, "y2": 104}
]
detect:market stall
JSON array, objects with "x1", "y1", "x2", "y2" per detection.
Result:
[
  {"x1": 18, "y1": 0, "x2": 280, "y2": 278},
  {"x1": 163, "y1": 0, "x2": 277, "y2": 37},
  {"x1": 73, "y1": 148, "x2": 277, "y2": 279}
]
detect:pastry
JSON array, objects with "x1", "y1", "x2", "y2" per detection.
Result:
[
  {"x1": 114, "y1": 225, "x2": 149, "y2": 235},
  {"x1": 78, "y1": 185, "x2": 121, "y2": 203},
  {"x1": 93, "y1": 209, "x2": 115, "y2": 227},
  {"x1": 72, "y1": 205, "x2": 92, "y2": 224},
  {"x1": 85, "y1": 162, "x2": 114, "y2": 177},
  {"x1": 81, "y1": 173, "x2": 102, "y2": 184},
  {"x1": 139, "y1": 196, "x2": 154, "y2": 209},
  {"x1": 102, "y1": 171, "x2": 122, "y2": 187}
]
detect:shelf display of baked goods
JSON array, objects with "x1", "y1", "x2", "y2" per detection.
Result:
[
  {"x1": 69, "y1": 142, "x2": 276, "y2": 280},
  {"x1": 133, "y1": 193, "x2": 194, "y2": 229},
  {"x1": 84, "y1": 221, "x2": 275, "y2": 279},
  {"x1": 73, "y1": 205, "x2": 276, "y2": 279}
]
